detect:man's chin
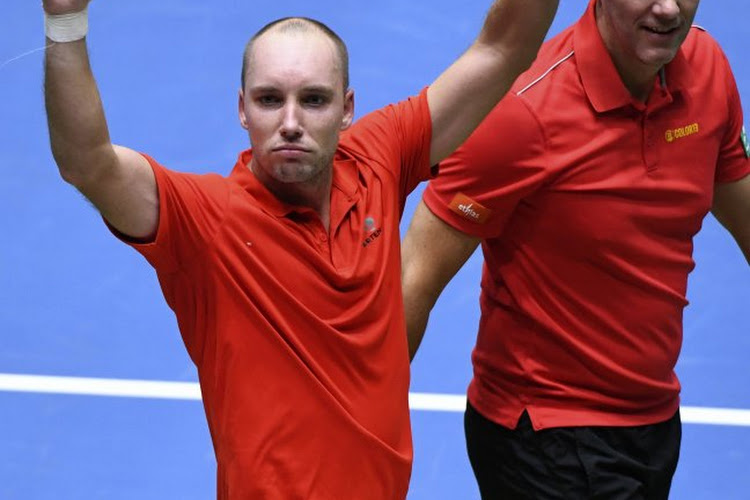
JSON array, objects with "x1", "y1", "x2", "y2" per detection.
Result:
[
  {"x1": 275, "y1": 164, "x2": 325, "y2": 184},
  {"x1": 637, "y1": 44, "x2": 682, "y2": 68}
]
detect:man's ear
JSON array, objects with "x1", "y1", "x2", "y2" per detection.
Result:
[
  {"x1": 341, "y1": 89, "x2": 355, "y2": 130},
  {"x1": 238, "y1": 88, "x2": 249, "y2": 130}
]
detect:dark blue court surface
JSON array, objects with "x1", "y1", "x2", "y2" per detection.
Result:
[{"x1": 1, "y1": 1, "x2": 748, "y2": 498}]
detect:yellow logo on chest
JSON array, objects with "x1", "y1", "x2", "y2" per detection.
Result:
[{"x1": 665, "y1": 123, "x2": 699, "y2": 143}]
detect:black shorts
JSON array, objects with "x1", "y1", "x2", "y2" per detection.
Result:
[{"x1": 464, "y1": 403, "x2": 681, "y2": 500}]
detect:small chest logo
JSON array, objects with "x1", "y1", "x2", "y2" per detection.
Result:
[
  {"x1": 449, "y1": 193, "x2": 491, "y2": 224},
  {"x1": 362, "y1": 216, "x2": 383, "y2": 247},
  {"x1": 665, "y1": 122, "x2": 699, "y2": 143}
]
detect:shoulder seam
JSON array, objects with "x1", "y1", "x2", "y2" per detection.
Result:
[
  {"x1": 517, "y1": 95, "x2": 550, "y2": 172},
  {"x1": 517, "y1": 50, "x2": 575, "y2": 96}
]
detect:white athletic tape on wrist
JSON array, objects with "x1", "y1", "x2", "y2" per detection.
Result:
[{"x1": 45, "y1": 7, "x2": 89, "y2": 43}]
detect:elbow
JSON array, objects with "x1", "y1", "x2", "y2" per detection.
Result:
[
  {"x1": 51, "y1": 143, "x2": 115, "y2": 189},
  {"x1": 56, "y1": 161, "x2": 81, "y2": 187},
  {"x1": 53, "y1": 152, "x2": 89, "y2": 189}
]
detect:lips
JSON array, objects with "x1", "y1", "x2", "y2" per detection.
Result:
[
  {"x1": 271, "y1": 145, "x2": 312, "y2": 162},
  {"x1": 273, "y1": 145, "x2": 309, "y2": 152},
  {"x1": 643, "y1": 24, "x2": 679, "y2": 35},
  {"x1": 272, "y1": 145, "x2": 311, "y2": 156}
]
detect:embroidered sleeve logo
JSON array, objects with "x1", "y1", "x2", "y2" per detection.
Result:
[{"x1": 449, "y1": 192, "x2": 491, "y2": 224}]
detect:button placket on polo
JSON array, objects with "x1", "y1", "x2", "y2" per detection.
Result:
[
  {"x1": 287, "y1": 210, "x2": 331, "y2": 256},
  {"x1": 643, "y1": 112, "x2": 660, "y2": 172},
  {"x1": 641, "y1": 87, "x2": 675, "y2": 173},
  {"x1": 309, "y1": 217, "x2": 330, "y2": 253}
]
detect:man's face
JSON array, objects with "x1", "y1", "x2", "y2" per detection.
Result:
[
  {"x1": 239, "y1": 30, "x2": 354, "y2": 187},
  {"x1": 596, "y1": 0, "x2": 699, "y2": 75}
]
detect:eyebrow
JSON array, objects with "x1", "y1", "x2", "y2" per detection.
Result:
[
  {"x1": 248, "y1": 85, "x2": 336, "y2": 96},
  {"x1": 300, "y1": 86, "x2": 335, "y2": 95}
]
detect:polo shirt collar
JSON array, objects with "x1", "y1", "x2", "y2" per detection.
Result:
[
  {"x1": 574, "y1": 0, "x2": 690, "y2": 113},
  {"x1": 229, "y1": 149, "x2": 360, "y2": 218}
]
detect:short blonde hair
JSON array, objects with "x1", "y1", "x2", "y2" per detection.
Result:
[{"x1": 241, "y1": 17, "x2": 349, "y2": 91}]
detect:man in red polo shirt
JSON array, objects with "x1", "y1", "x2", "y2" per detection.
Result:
[
  {"x1": 42, "y1": 0, "x2": 559, "y2": 497},
  {"x1": 403, "y1": 0, "x2": 750, "y2": 498}
]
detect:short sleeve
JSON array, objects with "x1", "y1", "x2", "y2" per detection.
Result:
[
  {"x1": 110, "y1": 155, "x2": 230, "y2": 274},
  {"x1": 423, "y1": 94, "x2": 549, "y2": 239},
  {"x1": 716, "y1": 47, "x2": 750, "y2": 183},
  {"x1": 342, "y1": 88, "x2": 433, "y2": 206}
]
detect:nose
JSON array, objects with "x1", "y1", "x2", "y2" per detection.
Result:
[
  {"x1": 653, "y1": 0, "x2": 680, "y2": 18},
  {"x1": 280, "y1": 102, "x2": 303, "y2": 140}
]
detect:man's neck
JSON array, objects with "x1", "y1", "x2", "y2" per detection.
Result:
[
  {"x1": 250, "y1": 161, "x2": 333, "y2": 231},
  {"x1": 611, "y1": 56, "x2": 661, "y2": 103}
]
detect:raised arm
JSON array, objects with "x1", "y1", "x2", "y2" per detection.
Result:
[
  {"x1": 427, "y1": 0, "x2": 558, "y2": 165},
  {"x1": 402, "y1": 201, "x2": 480, "y2": 361},
  {"x1": 44, "y1": 0, "x2": 158, "y2": 239},
  {"x1": 712, "y1": 174, "x2": 750, "y2": 265}
]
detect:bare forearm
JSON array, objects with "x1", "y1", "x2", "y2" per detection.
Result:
[
  {"x1": 401, "y1": 202, "x2": 481, "y2": 361},
  {"x1": 461, "y1": 0, "x2": 561, "y2": 116},
  {"x1": 403, "y1": 286, "x2": 438, "y2": 362},
  {"x1": 45, "y1": 38, "x2": 115, "y2": 185},
  {"x1": 427, "y1": 0, "x2": 558, "y2": 164},
  {"x1": 478, "y1": 0, "x2": 560, "y2": 75}
]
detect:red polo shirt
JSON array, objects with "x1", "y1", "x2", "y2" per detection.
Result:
[
  {"x1": 119, "y1": 90, "x2": 432, "y2": 498},
  {"x1": 424, "y1": 1, "x2": 749, "y2": 430}
]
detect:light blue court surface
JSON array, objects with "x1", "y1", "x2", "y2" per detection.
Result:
[{"x1": 1, "y1": 1, "x2": 748, "y2": 498}]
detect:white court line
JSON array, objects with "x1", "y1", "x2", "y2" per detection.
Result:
[
  {"x1": 1, "y1": 373, "x2": 750, "y2": 427},
  {"x1": 0, "y1": 373, "x2": 202, "y2": 400}
]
